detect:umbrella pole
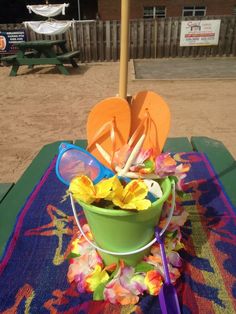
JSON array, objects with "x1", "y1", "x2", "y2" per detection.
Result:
[{"x1": 119, "y1": 0, "x2": 130, "y2": 99}]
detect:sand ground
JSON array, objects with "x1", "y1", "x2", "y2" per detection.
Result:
[{"x1": 0, "y1": 60, "x2": 236, "y2": 183}]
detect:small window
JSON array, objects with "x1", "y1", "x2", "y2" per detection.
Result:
[
  {"x1": 144, "y1": 6, "x2": 166, "y2": 19},
  {"x1": 183, "y1": 10, "x2": 194, "y2": 16},
  {"x1": 182, "y1": 5, "x2": 206, "y2": 17},
  {"x1": 143, "y1": 7, "x2": 154, "y2": 18},
  {"x1": 155, "y1": 6, "x2": 166, "y2": 18}
]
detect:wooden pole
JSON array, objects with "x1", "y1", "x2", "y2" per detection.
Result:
[{"x1": 118, "y1": 0, "x2": 130, "y2": 99}]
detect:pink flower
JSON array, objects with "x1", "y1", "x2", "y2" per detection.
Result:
[
  {"x1": 104, "y1": 264, "x2": 146, "y2": 305},
  {"x1": 155, "y1": 153, "x2": 191, "y2": 189},
  {"x1": 67, "y1": 224, "x2": 104, "y2": 292},
  {"x1": 168, "y1": 264, "x2": 181, "y2": 283},
  {"x1": 155, "y1": 153, "x2": 177, "y2": 177},
  {"x1": 68, "y1": 249, "x2": 103, "y2": 285},
  {"x1": 76, "y1": 224, "x2": 94, "y2": 255},
  {"x1": 168, "y1": 251, "x2": 182, "y2": 268},
  {"x1": 114, "y1": 146, "x2": 156, "y2": 175}
]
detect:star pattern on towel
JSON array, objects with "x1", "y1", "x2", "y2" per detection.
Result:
[
  {"x1": 1, "y1": 284, "x2": 35, "y2": 314},
  {"x1": 24, "y1": 205, "x2": 78, "y2": 265}
]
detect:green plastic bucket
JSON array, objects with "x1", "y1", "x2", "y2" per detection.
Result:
[{"x1": 74, "y1": 177, "x2": 171, "y2": 266}]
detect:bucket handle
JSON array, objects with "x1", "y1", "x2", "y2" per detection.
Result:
[{"x1": 70, "y1": 180, "x2": 175, "y2": 256}]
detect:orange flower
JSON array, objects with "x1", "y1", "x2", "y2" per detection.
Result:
[{"x1": 144, "y1": 270, "x2": 163, "y2": 295}]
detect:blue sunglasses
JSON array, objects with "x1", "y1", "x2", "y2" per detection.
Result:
[{"x1": 56, "y1": 142, "x2": 114, "y2": 186}]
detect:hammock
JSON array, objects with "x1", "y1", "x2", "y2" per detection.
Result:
[
  {"x1": 24, "y1": 20, "x2": 73, "y2": 35},
  {"x1": 26, "y1": 3, "x2": 69, "y2": 18}
]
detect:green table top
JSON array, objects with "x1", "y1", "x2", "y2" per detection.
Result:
[
  {"x1": 15, "y1": 39, "x2": 66, "y2": 48},
  {"x1": 0, "y1": 136, "x2": 235, "y2": 257}
]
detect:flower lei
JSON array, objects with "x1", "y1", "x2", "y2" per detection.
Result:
[{"x1": 67, "y1": 197, "x2": 188, "y2": 305}]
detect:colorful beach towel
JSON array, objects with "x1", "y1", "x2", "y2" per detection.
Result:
[{"x1": 0, "y1": 152, "x2": 235, "y2": 313}]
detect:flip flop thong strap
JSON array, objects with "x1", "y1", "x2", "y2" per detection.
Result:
[
  {"x1": 128, "y1": 113, "x2": 149, "y2": 147},
  {"x1": 87, "y1": 118, "x2": 116, "y2": 166},
  {"x1": 146, "y1": 111, "x2": 157, "y2": 149},
  {"x1": 147, "y1": 117, "x2": 157, "y2": 148},
  {"x1": 129, "y1": 109, "x2": 157, "y2": 149}
]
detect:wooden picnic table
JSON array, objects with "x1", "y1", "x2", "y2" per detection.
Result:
[
  {"x1": 1, "y1": 39, "x2": 80, "y2": 76},
  {"x1": 0, "y1": 136, "x2": 235, "y2": 258}
]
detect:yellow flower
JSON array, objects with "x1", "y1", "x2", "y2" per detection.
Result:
[
  {"x1": 70, "y1": 238, "x2": 80, "y2": 255},
  {"x1": 69, "y1": 175, "x2": 151, "y2": 211},
  {"x1": 112, "y1": 179, "x2": 151, "y2": 211},
  {"x1": 69, "y1": 175, "x2": 115, "y2": 204},
  {"x1": 105, "y1": 175, "x2": 124, "y2": 201},
  {"x1": 85, "y1": 265, "x2": 109, "y2": 292}
]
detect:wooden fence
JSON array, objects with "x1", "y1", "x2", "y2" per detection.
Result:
[{"x1": 1, "y1": 15, "x2": 236, "y2": 62}]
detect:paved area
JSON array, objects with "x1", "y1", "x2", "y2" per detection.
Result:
[{"x1": 134, "y1": 57, "x2": 236, "y2": 80}]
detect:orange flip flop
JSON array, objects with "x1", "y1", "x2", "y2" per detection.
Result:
[
  {"x1": 130, "y1": 90, "x2": 171, "y2": 156},
  {"x1": 87, "y1": 97, "x2": 131, "y2": 168}
]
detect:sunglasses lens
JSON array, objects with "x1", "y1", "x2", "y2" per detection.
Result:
[{"x1": 58, "y1": 148, "x2": 100, "y2": 183}]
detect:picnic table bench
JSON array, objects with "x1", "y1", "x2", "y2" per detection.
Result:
[
  {"x1": 1, "y1": 50, "x2": 37, "y2": 61},
  {"x1": 1, "y1": 39, "x2": 80, "y2": 76},
  {"x1": 0, "y1": 136, "x2": 235, "y2": 257}
]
